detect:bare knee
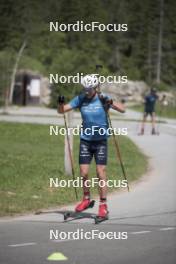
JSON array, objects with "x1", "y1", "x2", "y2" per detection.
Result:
[
  {"x1": 80, "y1": 165, "x2": 89, "y2": 178},
  {"x1": 96, "y1": 166, "x2": 106, "y2": 179}
]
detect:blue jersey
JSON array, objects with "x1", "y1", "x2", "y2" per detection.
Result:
[
  {"x1": 144, "y1": 94, "x2": 158, "y2": 112},
  {"x1": 69, "y1": 93, "x2": 111, "y2": 141}
]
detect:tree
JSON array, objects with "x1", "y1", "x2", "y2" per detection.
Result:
[{"x1": 156, "y1": 0, "x2": 164, "y2": 84}]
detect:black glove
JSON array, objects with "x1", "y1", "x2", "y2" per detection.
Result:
[
  {"x1": 107, "y1": 98, "x2": 113, "y2": 105},
  {"x1": 57, "y1": 95, "x2": 65, "y2": 104},
  {"x1": 100, "y1": 95, "x2": 113, "y2": 106}
]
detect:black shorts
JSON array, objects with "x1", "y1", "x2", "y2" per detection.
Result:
[
  {"x1": 144, "y1": 111, "x2": 155, "y2": 117},
  {"x1": 79, "y1": 139, "x2": 108, "y2": 165}
]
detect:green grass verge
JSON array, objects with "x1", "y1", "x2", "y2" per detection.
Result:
[
  {"x1": 130, "y1": 104, "x2": 176, "y2": 119},
  {"x1": 0, "y1": 122, "x2": 148, "y2": 216}
]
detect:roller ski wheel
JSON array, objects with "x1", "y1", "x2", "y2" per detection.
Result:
[
  {"x1": 63, "y1": 212, "x2": 71, "y2": 221},
  {"x1": 94, "y1": 214, "x2": 109, "y2": 224}
]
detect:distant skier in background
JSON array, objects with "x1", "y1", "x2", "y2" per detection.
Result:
[
  {"x1": 159, "y1": 94, "x2": 169, "y2": 118},
  {"x1": 161, "y1": 94, "x2": 168, "y2": 107},
  {"x1": 139, "y1": 88, "x2": 158, "y2": 135}
]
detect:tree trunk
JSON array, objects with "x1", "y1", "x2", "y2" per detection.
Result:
[
  {"x1": 8, "y1": 40, "x2": 27, "y2": 105},
  {"x1": 147, "y1": 33, "x2": 152, "y2": 84},
  {"x1": 156, "y1": 0, "x2": 164, "y2": 84}
]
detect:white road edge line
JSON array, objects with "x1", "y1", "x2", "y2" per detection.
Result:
[
  {"x1": 8, "y1": 242, "x2": 37, "y2": 247},
  {"x1": 7, "y1": 227, "x2": 176, "y2": 247},
  {"x1": 159, "y1": 227, "x2": 176, "y2": 231},
  {"x1": 52, "y1": 238, "x2": 76, "y2": 243},
  {"x1": 130, "y1": 231, "x2": 151, "y2": 235}
]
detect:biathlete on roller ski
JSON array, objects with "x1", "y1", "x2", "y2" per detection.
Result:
[
  {"x1": 139, "y1": 88, "x2": 159, "y2": 135},
  {"x1": 57, "y1": 74, "x2": 125, "y2": 219}
]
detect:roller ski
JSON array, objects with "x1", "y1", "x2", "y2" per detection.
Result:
[
  {"x1": 64, "y1": 201, "x2": 109, "y2": 224},
  {"x1": 34, "y1": 198, "x2": 95, "y2": 217},
  {"x1": 63, "y1": 199, "x2": 95, "y2": 221},
  {"x1": 35, "y1": 199, "x2": 96, "y2": 221}
]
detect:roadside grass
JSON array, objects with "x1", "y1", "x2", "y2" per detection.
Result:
[
  {"x1": 130, "y1": 104, "x2": 176, "y2": 119},
  {"x1": 0, "y1": 122, "x2": 148, "y2": 216}
]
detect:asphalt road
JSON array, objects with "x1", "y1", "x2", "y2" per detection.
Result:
[{"x1": 0, "y1": 108, "x2": 176, "y2": 264}]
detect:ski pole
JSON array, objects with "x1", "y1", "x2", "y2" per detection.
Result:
[
  {"x1": 62, "y1": 108, "x2": 78, "y2": 200},
  {"x1": 156, "y1": 105, "x2": 162, "y2": 136},
  {"x1": 95, "y1": 64, "x2": 130, "y2": 192},
  {"x1": 106, "y1": 112, "x2": 130, "y2": 192},
  {"x1": 137, "y1": 110, "x2": 145, "y2": 136}
]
